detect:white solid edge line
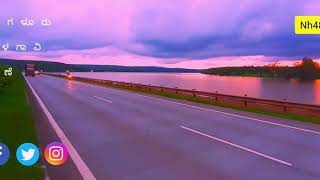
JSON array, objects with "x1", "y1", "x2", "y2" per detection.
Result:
[
  {"x1": 180, "y1": 126, "x2": 293, "y2": 166},
  {"x1": 93, "y1": 96, "x2": 112, "y2": 103},
  {"x1": 115, "y1": 90, "x2": 320, "y2": 135},
  {"x1": 25, "y1": 77, "x2": 96, "y2": 180}
]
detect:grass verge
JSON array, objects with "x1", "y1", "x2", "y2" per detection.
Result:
[
  {"x1": 116, "y1": 85, "x2": 320, "y2": 124},
  {"x1": 0, "y1": 66, "x2": 44, "y2": 179}
]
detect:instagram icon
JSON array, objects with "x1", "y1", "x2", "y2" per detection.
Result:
[{"x1": 44, "y1": 142, "x2": 68, "y2": 165}]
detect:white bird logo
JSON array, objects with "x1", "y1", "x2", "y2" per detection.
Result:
[{"x1": 21, "y1": 149, "x2": 35, "y2": 161}]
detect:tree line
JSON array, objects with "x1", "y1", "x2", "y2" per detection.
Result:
[{"x1": 202, "y1": 57, "x2": 320, "y2": 80}]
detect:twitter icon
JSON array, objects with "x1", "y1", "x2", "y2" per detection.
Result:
[{"x1": 16, "y1": 143, "x2": 39, "y2": 166}]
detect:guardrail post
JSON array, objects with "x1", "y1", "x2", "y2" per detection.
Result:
[
  {"x1": 283, "y1": 98, "x2": 287, "y2": 112},
  {"x1": 283, "y1": 106, "x2": 287, "y2": 112},
  {"x1": 192, "y1": 89, "x2": 196, "y2": 97},
  {"x1": 244, "y1": 94, "x2": 248, "y2": 107},
  {"x1": 148, "y1": 84, "x2": 151, "y2": 92}
]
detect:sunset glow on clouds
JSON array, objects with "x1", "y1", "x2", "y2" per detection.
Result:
[{"x1": 0, "y1": 0, "x2": 319, "y2": 69}]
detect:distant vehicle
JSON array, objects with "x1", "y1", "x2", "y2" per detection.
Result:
[
  {"x1": 35, "y1": 70, "x2": 41, "y2": 75},
  {"x1": 25, "y1": 64, "x2": 36, "y2": 76},
  {"x1": 66, "y1": 71, "x2": 72, "y2": 79}
]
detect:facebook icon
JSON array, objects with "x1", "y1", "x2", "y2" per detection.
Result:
[{"x1": 0, "y1": 143, "x2": 10, "y2": 165}]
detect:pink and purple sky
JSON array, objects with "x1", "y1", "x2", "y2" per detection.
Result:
[{"x1": 0, "y1": 0, "x2": 319, "y2": 69}]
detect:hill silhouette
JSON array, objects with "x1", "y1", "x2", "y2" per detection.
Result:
[{"x1": 0, "y1": 59, "x2": 200, "y2": 73}]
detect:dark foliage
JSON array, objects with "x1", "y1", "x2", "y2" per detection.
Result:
[{"x1": 203, "y1": 58, "x2": 320, "y2": 80}]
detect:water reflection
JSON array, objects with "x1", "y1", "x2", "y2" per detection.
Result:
[
  {"x1": 72, "y1": 72, "x2": 320, "y2": 105},
  {"x1": 67, "y1": 79, "x2": 74, "y2": 91},
  {"x1": 315, "y1": 80, "x2": 320, "y2": 104}
]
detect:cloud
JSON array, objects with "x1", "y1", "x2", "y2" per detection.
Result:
[
  {"x1": 1, "y1": 46, "x2": 316, "y2": 69},
  {"x1": 0, "y1": 0, "x2": 319, "y2": 67}
]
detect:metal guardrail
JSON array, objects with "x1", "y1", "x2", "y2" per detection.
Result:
[{"x1": 45, "y1": 73, "x2": 320, "y2": 119}]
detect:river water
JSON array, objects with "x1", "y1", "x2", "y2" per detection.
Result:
[{"x1": 71, "y1": 72, "x2": 320, "y2": 105}]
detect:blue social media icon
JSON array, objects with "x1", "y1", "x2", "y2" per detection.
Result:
[
  {"x1": 16, "y1": 143, "x2": 39, "y2": 166},
  {"x1": 0, "y1": 143, "x2": 10, "y2": 165}
]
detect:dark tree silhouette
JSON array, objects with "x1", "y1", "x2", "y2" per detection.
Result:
[
  {"x1": 295, "y1": 57, "x2": 319, "y2": 80},
  {"x1": 203, "y1": 57, "x2": 320, "y2": 80}
]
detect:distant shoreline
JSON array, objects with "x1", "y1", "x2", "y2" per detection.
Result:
[
  {"x1": 202, "y1": 59, "x2": 320, "y2": 80},
  {"x1": 201, "y1": 73, "x2": 320, "y2": 81},
  {"x1": 0, "y1": 58, "x2": 201, "y2": 73}
]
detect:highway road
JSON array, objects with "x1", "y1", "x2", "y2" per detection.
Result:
[{"x1": 26, "y1": 75, "x2": 320, "y2": 180}]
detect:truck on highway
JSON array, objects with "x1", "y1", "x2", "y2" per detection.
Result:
[{"x1": 25, "y1": 64, "x2": 36, "y2": 76}]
